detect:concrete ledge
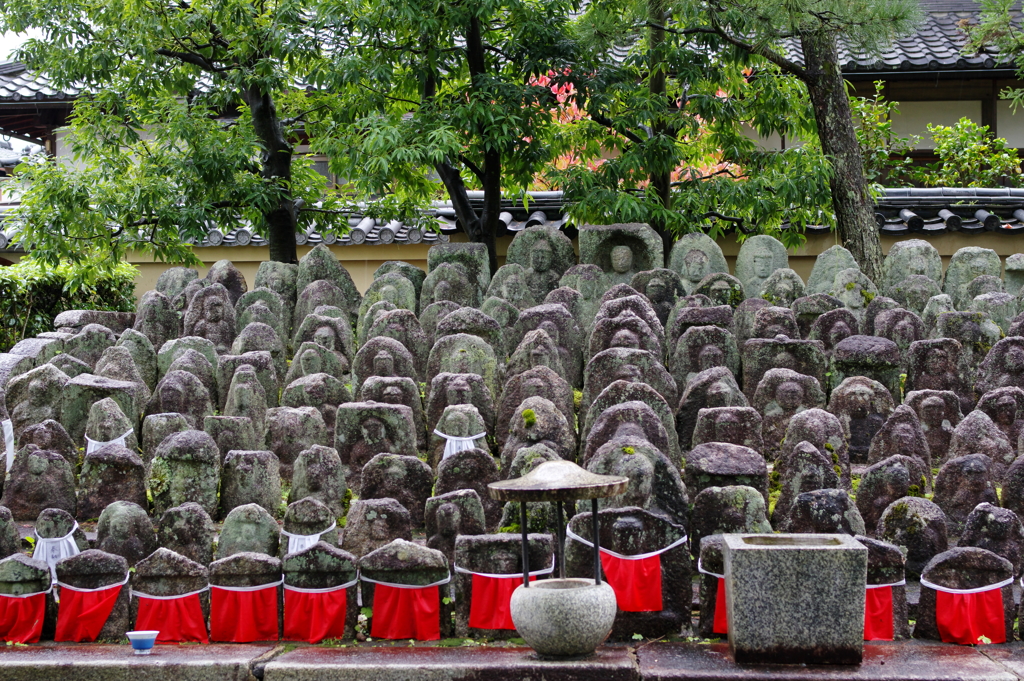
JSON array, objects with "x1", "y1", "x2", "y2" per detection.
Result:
[
  {"x1": 637, "y1": 641, "x2": 1019, "y2": 681},
  {"x1": 262, "y1": 645, "x2": 640, "y2": 681},
  {"x1": 0, "y1": 643, "x2": 278, "y2": 681}
]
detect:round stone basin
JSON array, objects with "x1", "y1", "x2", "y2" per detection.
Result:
[{"x1": 509, "y1": 578, "x2": 617, "y2": 658}]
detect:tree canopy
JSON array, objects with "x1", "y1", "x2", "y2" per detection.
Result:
[{"x1": 0, "y1": 0, "x2": 921, "y2": 277}]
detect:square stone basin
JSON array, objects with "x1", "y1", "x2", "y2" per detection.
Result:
[{"x1": 722, "y1": 533, "x2": 867, "y2": 666}]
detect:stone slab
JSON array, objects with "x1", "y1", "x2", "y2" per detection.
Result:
[
  {"x1": 637, "y1": 642, "x2": 1019, "y2": 681},
  {"x1": 0, "y1": 643, "x2": 276, "y2": 681},
  {"x1": 263, "y1": 645, "x2": 640, "y2": 681}
]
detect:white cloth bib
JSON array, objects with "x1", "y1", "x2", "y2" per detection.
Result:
[
  {"x1": 280, "y1": 522, "x2": 337, "y2": 556},
  {"x1": 433, "y1": 430, "x2": 486, "y2": 461},
  {"x1": 85, "y1": 428, "x2": 135, "y2": 455},
  {"x1": 32, "y1": 522, "x2": 82, "y2": 582},
  {"x1": 2, "y1": 419, "x2": 13, "y2": 473}
]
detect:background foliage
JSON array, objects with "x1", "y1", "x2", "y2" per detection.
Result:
[{"x1": 0, "y1": 259, "x2": 137, "y2": 352}]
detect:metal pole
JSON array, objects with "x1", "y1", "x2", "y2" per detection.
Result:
[
  {"x1": 591, "y1": 498, "x2": 601, "y2": 586},
  {"x1": 555, "y1": 501, "x2": 565, "y2": 579},
  {"x1": 520, "y1": 502, "x2": 530, "y2": 588}
]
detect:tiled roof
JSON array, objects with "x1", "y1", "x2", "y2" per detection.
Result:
[
  {"x1": 0, "y1": 62, "x2": 78, "y2": 102},
  {"x1": 780, "y1": 7, "x2": 1008, "y2": 74},
  {"x1": 0, "y1": 190, "x2": 570, "y2": 250},
  {"x1": 4, "y1": 187, "x2": 1024, "y2": 251}
]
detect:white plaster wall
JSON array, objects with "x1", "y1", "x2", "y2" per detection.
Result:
[
  {"x1": 890, "y1": 100, "x2": 983, "y2": 148},
  {"x1": 996, "y1": 100, "x2": 1024, "y2": 148}
]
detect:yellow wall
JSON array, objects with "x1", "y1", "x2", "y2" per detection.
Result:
[{"x1": 6, "y1": 231, "x2": 1022, "y2": 298}]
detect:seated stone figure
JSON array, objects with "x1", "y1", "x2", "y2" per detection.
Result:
[
  {"x1": 184, "y1": 284, "x2": 236, "y2": 354},
  {"x1": 753, "y1": 368, "x2": 826, "y2": 460},
  {"x1": 904, "y1": 390, "x2": 962, "y2": 468},
  {"x1": 827, "y1": 376, "x2": 895, "y2": 465}
]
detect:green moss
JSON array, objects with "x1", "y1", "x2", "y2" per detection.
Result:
[
  {"x1": 573, "y1": 390, "x2": 583, "y2": 411},
  {"x1": 908, "y1": 484, "x2": 922, "y2": 497},
  {"x1": 623, "y1": 446, "x2": 635, "y2": 455},
  {"x1": 845, "y1": 282, "x2": 857, "y2": 291},
  {"x1": 522, "y1": 409, "x2": 536, "y2": 428},
  {"x1": 862, "y1": 290, "x2": 875, "y2": 304}
]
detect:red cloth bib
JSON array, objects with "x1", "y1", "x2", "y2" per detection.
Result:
[
  {"x1": 370, "y1": 584, "x2": 441, "y2": 640},
  {"x1": 135, "y1": 593, "x2": 209, "y2": 644},
  {"x1": 935, "y1": 588, "x2": 1006, "y2": 645},
  {"x1": 210, "y1": 585, "x2": 279, "y2": 642},
  {"x1": 468, "y1": 575, "x2": 534, "y2": 630},
  {"x1": 0, "y1": 593, "x2": 46, "y2": 643},
  {"x1": 864, "y1": 586, "x2": 894, "y2": 641},
  {"x1": 283, "y1": 588, "x2": 348, "y2": 643},
  {"x1": 713, "y1": 577, "x2": 728, "y2": 635},
  {"x1": 600, "y1": 552, "x2": 663, "y2": 612},
  {"x1": 54, "y1": 583, "x2": 123, "y2": 642}
]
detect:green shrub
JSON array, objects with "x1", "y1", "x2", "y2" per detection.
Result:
[{"x1": 0, "y1": 259, "x2": 137, "y2": 352}]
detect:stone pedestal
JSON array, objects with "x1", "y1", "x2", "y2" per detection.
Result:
[{"x1": 723, "y1": 533, "x2": 867, "y2": 665}]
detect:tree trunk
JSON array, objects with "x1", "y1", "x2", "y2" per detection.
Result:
[
  {"x1": 245, "y1": 85, "x2": 298, "y2": 264},
  {"x1": 648, "y1": 0, "x2": 674, "y2": 265},
  {"x1": 800, "y1": 31, "x2": 884, "y2": 283},
  {"x1": 434, "y1": 160, "x2": 500, "y2": 274}
]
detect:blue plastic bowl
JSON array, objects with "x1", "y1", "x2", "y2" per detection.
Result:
[{"x1": 126, "y1": 630, "x2": 159, "y2": 654}]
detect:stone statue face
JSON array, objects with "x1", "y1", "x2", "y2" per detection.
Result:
[
  {"x1": 370, "y1": 518, "x2": 390, "y2": 540},
  {"x1": 619, "y1": 456, "x2": 654, "y2": 508},
  {"x1": 908, "y1": 256, "x2": 928, "y2": 277},
  {"x1": 893, "y1": 320, "x2": 915, "y2": 346},
  {"x1": 684, "y1": 250, "x2": 709, "y2": 284},
  {"x1": 1005, "y1": 346, "x2": 1024, "y2": 373},
  {"x1": 160, "y1": 380, "x2": 185, "y2": 410},
  {"x1": 610, "y1": 246, "x2": 633, "y2": 274},
  {"x1": 299, "y1": 349, "x2": 322, "y2": 375},
  {"x1": 360, "y1": 417, "x2": 386, "y2": 443},
  {"x1": 775, "y1": 381, "x2": 804, "y2": 411},
  {"x1": 27, "y1": 453, "x2": 47, "y2": 476},
  {"x1": 529, "y1": 345, "x2": 551, "y2": 368},
  {"x1": 381, "y1": 386, "x2": 403, "y2": 404},
  {"x1": 610, "y1": 328, "x2": 640, "y2": 349},
  {"x1": 27, "y1": 379, "x2": 47, "y2": 406},
  {"x1": 848, "y1": 385, "x2": 873, "y2": 417},
  {"x1": 697, "y1": 345, "x2": 724, "y2": 371},
  {"x1": 206, "y1": 297, "x2": 225, "y2": 323},
  {"x1": 829, "y1": 322, "x2": 851, "y2": 346},
  {"x1": 434, "y1": 281, "x2": 454, "y2": 303},
  {"x1": 706, "y1": 380, "x2": 733, "y2": 407},
  {"x1": 523, "y1": 377, "x2": 545, "y2": 398},
  {"x1": 540, "y1": 321, "x2": 559, "y2": 344},
  {"x1": 380, "y1": 285, "x2": 398, "y2": 305},
  {"x1": 530, "y1": 244, "x2": 552, "y2": 273},
  {"x1": 970, "y1": 255, "x2": 990, "y2": 279},
  {"x1": 446, "y1": 411, "x2": 470, "y2": 437},
  {"x1": 994, "y1": 396, "x2": 1018, "y2": 425},
  {"x1": 580, "y1": 277, "x2": 599, "y2": 300},
  {"x1": 446, "y1": 378, "x2": 471, "y2": 406},
  {"x1": 436, "y1": 504, "x2": 461, "y2": 538},
  {"x1": 924, "y1": 350, "x2": 949, "y2": 376},
  {"x1": 921, "y1": 397, "x2": 945, "y2": 426},
  {"x1": 714, "y1": 414, "x2": 742, "y2": 444},
  {"x1": 313, "y1": 326, "x2": 336, "y2": 351},
  {"x1": 892, "y1": 422, "x2": 916, "y2": 448},
  {"x1": 839, "y1": 285, "x2": 865, "y2": 310},
  {"x1": 646, "y1": 279, "x2": 668, "y2": 301},
  {"x1": 373, "y1": 351, "x2": 395, "y2": 375},
  {"x1": 613, "y1": 422, "x2": 646, "y2": 440},
  {"x1": 752, "y1": 253, "x2": 773, "y2": 278},
  {"x1": 613, "y1": 364, "x2": 642, "y2": 383}
]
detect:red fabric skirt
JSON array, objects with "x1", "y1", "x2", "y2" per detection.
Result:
[
  {"x1": 135, "y1": 593, "x2": 209, "y2": 644},
  {"x1": 935, "y1": 588, "x2": 1006, "y2": 645},
  {"x1": 283, "y1": 588, "x2": 348, "y2": 643},
  {"x1": 370, "y1": 584, "x2": 441, "y2": 641},
  {"x1": 864, "y1": 586, "x2": 894, "y2": 641},
  {"x1": 600, "y1": 552, "x2": 663, "y2": 612},
  {"x1": 54, "y1": 583, "x2": 123, "y2": 642},
  {"x1": 0, "y1": 593, "x2": 46, "y2": 643},
  {"x1": 210, "y1": 585, "x2": 279, "y2": 642},
  {"x1": 468, "y1": 575, "x2": 534, "y2": 630},
  {"x1": 713, "y1": 577, "x2": 728, "y2": 635}
]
